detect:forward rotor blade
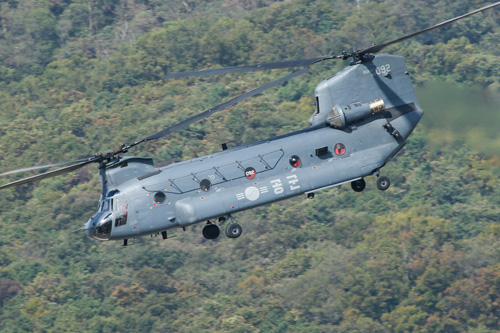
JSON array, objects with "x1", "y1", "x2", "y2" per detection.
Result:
[
  {"x1": 143, "y1": 68, "x2": 309, "y2": 142},
  {"x1": 0, "y1": 158, "x2": 91, "y2": 177},
  {"x1": 164, "y1": 57, "x2": 328, "y2": 80},
  {"x1": 358, "y1": 1, "x2": 500, "y2": 56},
  {"x1": 0, "y1": 160, "x2": 93, "y2": 190}
]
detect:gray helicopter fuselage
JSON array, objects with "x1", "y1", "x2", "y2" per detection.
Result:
[{"x1": 86, "y1": 54, "x2": 423, "y2": 241}]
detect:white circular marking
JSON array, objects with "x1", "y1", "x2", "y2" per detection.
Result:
[{"x1": 245, "y1": 186, "x2": 260, "y2": 201}]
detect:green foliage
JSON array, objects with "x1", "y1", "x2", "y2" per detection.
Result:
[{"x1": 1, "y1": 0, "x2": 500, "y2": 331}]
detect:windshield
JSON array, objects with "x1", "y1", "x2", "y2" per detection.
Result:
[
  {"x1": 92, "y1": 194, "x2": 128, "y2": 240},
  {"x1": 100, "y1": 199, "x2": 113, "y2": 212}
]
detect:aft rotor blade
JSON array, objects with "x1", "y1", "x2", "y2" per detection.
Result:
[
  {"x1": 0, "y1": 158, "x2": 91, "y2": 177},
  {"x1": 0, "y1": 160, "x2": 93, "y2": 190},
  {"x1": 143, "y1": 68, "x2": 309, "y2": 142},
  {"x1": 164, "y1": 57, "x2": 329, "y2": 80},
  {"x1": 358, "y1": 1, "x2": 500, "y2": 56}
]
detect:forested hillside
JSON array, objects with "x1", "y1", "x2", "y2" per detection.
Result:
[{"x1": 1, "y1": 0, "x2": 500, "y2": 331}]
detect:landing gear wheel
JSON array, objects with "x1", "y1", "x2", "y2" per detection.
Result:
[
  {"x1": 202, "y1": 224, "x2": 220, "y2": 239},
  {"x1": 351, "y1": 178, "x2": 366, "y2": 192},
  {"x1": 225, "y1": 223, "x2": 242, "y2": 238},
  {"x1": 376, "y1": 176, "x2": 390, "y2": 191}
]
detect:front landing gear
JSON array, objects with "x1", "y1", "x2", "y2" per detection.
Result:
[
  {"x1": 202, "y1": 216, "x2": 243, "y2": 240},
  {"x1": 202, "y1": 223, "x2": 220, "y2": 240},
  {"x1": 225, "y1": 222, "x2": 242, "y2": 238}
]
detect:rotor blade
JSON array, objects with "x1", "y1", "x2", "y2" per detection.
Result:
[
  {"x1": 0, "y1": 158, "x2": 91, "y2": 177},
  {"x1": 0, "y1": 160, "x2": 93, "y2": 190},
  {"x1": 358, "y1": 1, "x2": 500, "y2": 56},
  {"x1": 164, "y1": 2, "x2": 500, "y2": 80},
  {"x1": 143, "y1": 67, "x2": 309, "y2": 142},
  {"x1": 164, "y1": 57, "x2": 329, "y2": 80}
]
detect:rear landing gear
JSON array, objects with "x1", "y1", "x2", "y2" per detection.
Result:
[
  {"x1": 351, "y1": 178, "x2": 366, "y2": 192},
  {"x1": 350, "y1": 175, "x2": 390, "y2": 192},
  {"x1": 376, "y1": 175, "x2": 390, "y2": 191}
]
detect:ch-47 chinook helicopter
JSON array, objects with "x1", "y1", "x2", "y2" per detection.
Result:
[{"x1": 1, "y1": 3, "x2": 499, "y2": 245}]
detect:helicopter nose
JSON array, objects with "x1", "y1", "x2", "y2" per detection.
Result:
[
  {"x1": 85, "y1": 212, "x2": 112, "y2": 241},
  {"x1": 84, "y1": 217, "x2": 95, "y2": 239}
]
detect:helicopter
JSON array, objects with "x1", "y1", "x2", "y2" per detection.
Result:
[{"x1": 1, "y1": 2, "x2": 499, "y2": 246}]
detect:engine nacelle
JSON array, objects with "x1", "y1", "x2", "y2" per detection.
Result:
[{"x1": 327, "y1": 98, "x2": 385, "y2": 129}]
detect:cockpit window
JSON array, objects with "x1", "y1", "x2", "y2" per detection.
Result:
[
  {"x1": 107, "y1": 189, "x2": 120, "y2": 197},
  {"x1": 94, "y1": 213, "x2": 112, "y2": 240},
  {"x1": 315, "y1": 96, "x2": 320, "y2": 114},
  {"x1": 114, "y1": 195, "x2": 128, "y2": 227},
  {"x1": 100, "y1": 199, "x2": 112, "y2": 212},
  {"x1": 115, "y1": 213, "x2": 127, "y2": 227}
]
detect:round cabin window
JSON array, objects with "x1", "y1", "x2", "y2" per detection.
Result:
[
  {"x1": 154, "y1": 191, "x2": 166, "y2": 204},
  {"x1": 200, "y1": 179, "x2": 212, "y2": 192},
  {"x1": 289, "y1": 155, "x2": 301, "y2": 167},
  {"x1": 245, "y1": 167, "x2": 257, "y2": 179}
]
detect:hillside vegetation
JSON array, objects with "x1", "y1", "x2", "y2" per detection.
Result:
[{"x1": 1, "y1": 0, "x2": 500, "y2": 332}]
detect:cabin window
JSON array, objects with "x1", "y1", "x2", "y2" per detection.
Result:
[
  {"x1": 154, "y1": 191, "x2": 167, "y2": 204},
  {"x1": 245, "y1": 167, "x2": 257, "y2": 180},
  {"x1": 200, "y1": 179, "x2": 212, "y2": 192},
  {"x1": 289, "y1": 155, "x2": 301, "y2": 167},
  {"x1": 316, "y1": 146, "x2": 328, "y2": 156}
]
